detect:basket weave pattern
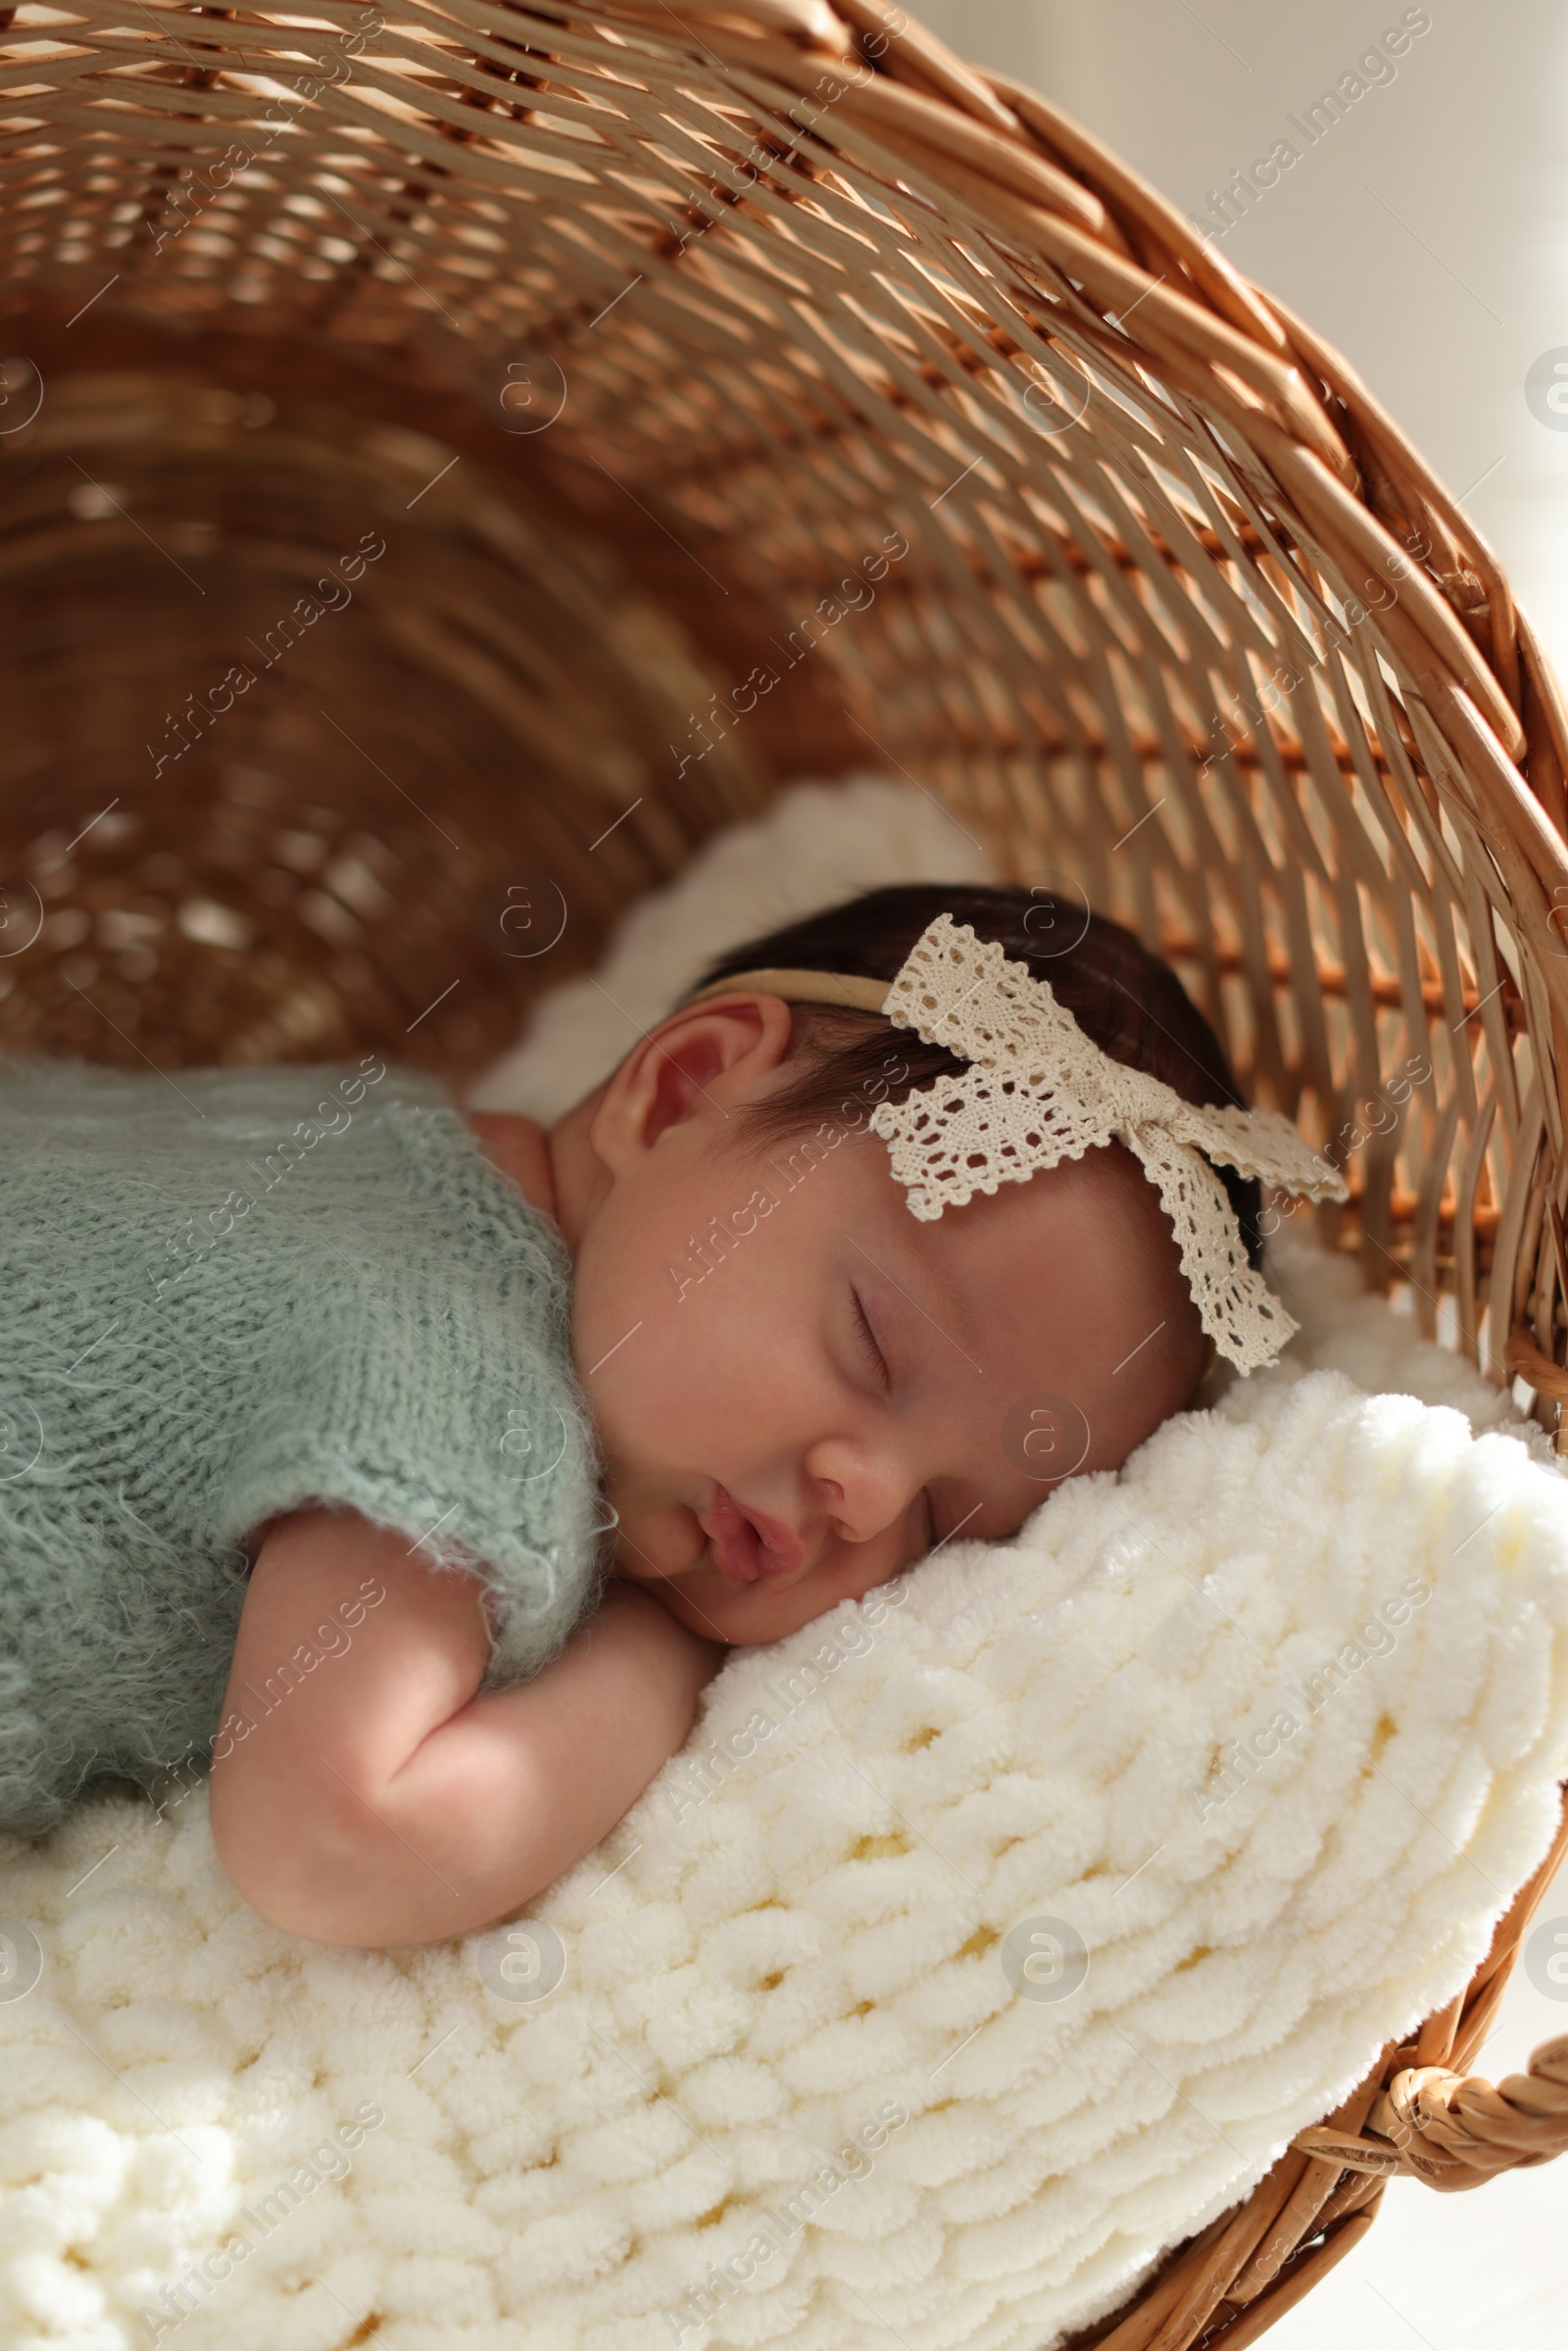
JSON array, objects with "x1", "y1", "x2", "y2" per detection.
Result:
[{"x1": 2, "y1": 0, "x2": 1567, "y2": 2339}]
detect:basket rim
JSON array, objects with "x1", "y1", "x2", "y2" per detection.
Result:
[{"x1": 3, "y1": 11, "x2": 1568, "y2": 2337}]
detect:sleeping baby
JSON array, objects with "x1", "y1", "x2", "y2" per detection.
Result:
[{"x1": 0, "y1": 881, "x2": 1343, "y2": 1946}]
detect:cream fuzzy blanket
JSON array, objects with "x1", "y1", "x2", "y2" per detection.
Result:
[{"x1": 4, "y1": 780, "x2": 1568, "y2": 2351}]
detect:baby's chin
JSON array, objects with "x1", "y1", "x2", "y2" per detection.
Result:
[
  {"x1": 609, "y1": 1504, "x2": 823, "y2": 1647},
  {"x1": 657, "y1": 1575, "x2": 831, "y2": 1650}
]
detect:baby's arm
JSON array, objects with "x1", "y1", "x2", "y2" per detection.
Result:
[{"x1": 209, "y1": 1507, "x2": 724, "y2": 1948}]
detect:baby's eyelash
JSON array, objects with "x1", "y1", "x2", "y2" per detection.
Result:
[
  {"x1": 850, "y1": 1286, "x2": 935, "y2": 1542},
  {"x1": 850, "y1": 1288, "x2": 889, "y2": 1390}
]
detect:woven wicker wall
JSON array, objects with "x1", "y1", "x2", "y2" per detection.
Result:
[{"x1": 1, "y1": 0, "x2": 1567, "y2": 1401}]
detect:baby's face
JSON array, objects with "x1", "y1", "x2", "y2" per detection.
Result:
[{"x1": 558, "y1": 994, "x2": 1203, "y2": 1651}]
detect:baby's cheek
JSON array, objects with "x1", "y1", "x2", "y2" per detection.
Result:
[
  {"x1": 579, "y1": 1156, "x2": 842, "y2": 1479},
  {"x1": 669, "y1": 1244, "x2": 811, "y2": 1377},
  {"x1": 618, "y1": 1497, "x2": 706, "y2": 1580}
]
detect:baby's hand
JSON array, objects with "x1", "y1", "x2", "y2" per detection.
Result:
[{"x1": 209, "y1": 1507, "x2": 725, "y2": 1947}]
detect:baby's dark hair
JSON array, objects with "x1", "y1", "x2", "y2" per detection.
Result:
[{"x1": 691, "y1": 882, "x2": 1263, "y2": 1270}]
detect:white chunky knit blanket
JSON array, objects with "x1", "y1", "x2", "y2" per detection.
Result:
[{"x1": 4, "y1": 778, "x2": 1568, "y2": 2351}]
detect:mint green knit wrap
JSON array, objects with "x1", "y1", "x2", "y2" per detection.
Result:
[{"x1": 0, "y1": 1053, "x2": 608, "y2": 1837}]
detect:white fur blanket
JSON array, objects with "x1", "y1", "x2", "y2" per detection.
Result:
[{"x1": 3, "y1": 779, "x2": 1567, "y2": 2351}]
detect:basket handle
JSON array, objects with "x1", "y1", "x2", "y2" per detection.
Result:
[
  {"x1": 1291, "y1": 1784, "x2": 1568, "y2": 2191},
  {"x1": 1293, "y1": 2035, "x2": 1568, "y2": 2189}
]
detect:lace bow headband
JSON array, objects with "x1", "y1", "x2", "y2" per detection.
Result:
[{"x1": 681, "y1": 913, "x2": 1347, "y2": 1373}]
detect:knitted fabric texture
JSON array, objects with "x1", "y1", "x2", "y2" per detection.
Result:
[
  {"x1": 3, "y1": 1239, "x2": 1567, "y2": 2351},
  {"x1": 0, "y1": 1053, "x2": 605, "y2": 1837},
  {"x1": 868, "y1": 917, "x2": 1348, "y2": 1373}
]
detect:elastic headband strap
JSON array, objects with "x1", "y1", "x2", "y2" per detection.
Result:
[{"x1": 679, "y1": 967, "x2": 893, "y2": 1014}]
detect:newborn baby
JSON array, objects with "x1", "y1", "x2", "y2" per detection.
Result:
[{"x1": 0, "y1": 882, "x2": 1337, "y2": 1946}]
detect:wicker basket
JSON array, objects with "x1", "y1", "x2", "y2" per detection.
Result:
[{"x1": 3, "y1": 0, "x2": 1567, "y2": 2337}]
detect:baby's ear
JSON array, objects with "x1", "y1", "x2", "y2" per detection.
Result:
[{"x1": 588, "y1": 992, "x2": 796, "y2": 1170}]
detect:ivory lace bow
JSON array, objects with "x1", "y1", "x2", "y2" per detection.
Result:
[
  {"x1": 683, "y1": 913, "x2": 1348, "y2": 1373},
  {"x1": 867, "y1": 916, "x2": 1347, "y2": 1373}
]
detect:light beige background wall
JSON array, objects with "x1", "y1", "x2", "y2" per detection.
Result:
[{"x1": 916, "y1": 0, "x2": 1568, "y2": 677}]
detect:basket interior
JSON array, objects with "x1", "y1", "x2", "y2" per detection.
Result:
[
  {"x1": 0, "y1": 341, "x2": 843, "y2": 1071},
  {"x1": 0, "y1": 0, "x2": 1563, "y2": 1391}
]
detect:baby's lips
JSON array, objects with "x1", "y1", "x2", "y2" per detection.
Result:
[
  {"x1": 701, "y1": 1483, "x2": 762, "y2": 1584},
  {"x1": 746, "y1": 1508, "x2": 810, "y2": 1581}
]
